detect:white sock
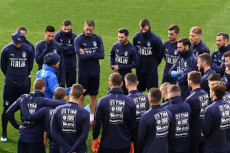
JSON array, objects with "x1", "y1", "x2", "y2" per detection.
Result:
[{"x1": 90, "y1": 114, "x2": 94, "y2": 122}]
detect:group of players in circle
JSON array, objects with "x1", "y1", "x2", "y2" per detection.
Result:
[{"x1": 1, "y1": 18, "x2": 230, "y2": 153}]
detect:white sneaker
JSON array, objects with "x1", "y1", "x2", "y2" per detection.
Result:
[{"x1": 1, "y1": 137, "x2": 7, "y2": 142}]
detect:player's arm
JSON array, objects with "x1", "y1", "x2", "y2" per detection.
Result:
[
  {"x1": 129, "y1": 101, "x2": 137, "y2": 143},
  {"x1": 74, "y1": 37, "x2": 98, "y2": 61},
  {"x1": 69, "y1": 111, "x2": 90, "y2": 152},
  {"x1": 51, "y1": 108, "x2": 72, "y2": 152},
  {"x1": 23, "y1": 107, "x2": 48, "y2": 121},
  {"x1": 93, "y1": 36, "x2": 104, "y2": 60},
  {"x1": 6, "y1": 96, "x2": 24, "y2": 129},
  {"x1": 119, "y1": 48, "x2": 139, "y2": 70},
  {"x1": 0, "y1": 47, "x2": 8, "y2": 75},
  {"x1": 58, "y1": 48, "x2": 66, "y2": 86},
  {"x1": 136, "y1": 114, "x2": 147, "y2": 153},
  {"x1": 35, "y1": 42, "x2": 50, "y2": 65},
  {"x1": 202, "y1": 107, "x2": 213, "y2": 137},
  {"x1": 109, "y1": 46, "x2": 116, "y2": 70},
  {"x1": 28, "y1": 47, "x2": 34, "y2": 73},
  {"x1": 93, "y1": 99, "x2": 103, "y2": 140},
  {"x1": 154, "y1": 35, "x2": 164, "y2": 65},
  {"x1": 211, "y1": 51, "x2": 225, "y2": 74},
  {"x1": 64, "y1": 34, "x2": 77, "y2": 55}
]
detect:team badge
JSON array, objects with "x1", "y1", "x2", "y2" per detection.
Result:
[
  {"x1": 184, "y1": 62, "x2": 188, "y2": 68},
  {"x1": 124, "y1": 51, "x2": 128, "y2": 56},
  {"x1": 174, "y1": 49, "x2": 179, "y2": 55},
  {"x1": 22, "y1": 52, "x2": 27, "y2": 58},
  {"x1": 93, "y1": 41, "x2": 97, "y2": 47},
  {"x1": 221, "y1": 55, "x2": 225, "y2": 61},
  {"x1": 147, "y1": 41, "x2": 151, "y2": 47},
  {"x1": 195, "y1": 51, "x2": 199, "y2": 57},
  {"x1": 53, "y1": 49, "x2": 57, "y2": 53}
]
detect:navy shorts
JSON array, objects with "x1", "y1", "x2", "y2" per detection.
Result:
[
  {"x1": 3, "y1": 85, "x2": 30, "y2": 108},
  {"x1": 78, "y1": 75, "x2": 99, "y2": 96},
  {"x1": 136, "y1": 70, "x2": 158, "y2": 92},
  {"x1": 18, "y1": 140, "x2": 45, "y2": 153}
]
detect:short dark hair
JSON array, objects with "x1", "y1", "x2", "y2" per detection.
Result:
[
  {"x1": 45, "y1": 25, "x2": 55, "y2": 32},
  {"x1": 71, "y1": 84, "x2": 84, "y2": 99},
  {"x1": 217, "y1": 32, "x2": 229, "y2": 41},
  {"x1": 167, "y1": 85, "x2": 181, "y2": 97},
  {"x1": 168, "y1": 24, "x2": 179, "y2": 34},
  {"x1": 177, "y1": 38, "x2": 191, "y2": 48},
  {"x1": 190, "y1": 26, "x2": 202, "y2": 34},
  {"x1": 63, "y1": 20, "x2": 72, "y2": 26},
  {"x1": 197, "y1": 53, "x2": 211, "y2": 66},
  {"x1": 54, "y1": 87, "x2": 67, "y2": 100},
  {"x1": 84, "y1": 19, "x2": 95, "y2": 27},
  {"x1": 118, "y1": 28, "x2": 129, "y2": 36},
  {"x1": 33, "y1": 79, "x2": 46, "y2": 90},
  {"x1": 109, "y1": 73, "x2": 123, "y2": 86},
  {"x1": 210, "y1": 81, "x2": 226, "y2": 99},
  {"x1": 149, "y1": 88, "x2": 162, "y2": 103},
  {"x1": 188, "y1": 71, "x2": 201, "y2": 84},
  {"x1": 140, "y1": 18, "x2": 150, "y2": 28},
  {"x1": 17, "y1": 26, "x2": 27, "y2": 32},
  {"x1": 208, "y1": 73, "x2": 221, "y2": 81},
  {"x1": 125, "y1": 73, "x2": 137, "y2": 86},
  {"x1": 224, "y1": 51, "x2": 230, "y2": 58}
]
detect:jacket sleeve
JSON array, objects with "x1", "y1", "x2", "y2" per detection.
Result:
[
  {"x1": 93, "y1": 99, "x2": 103, "y2": 139},
  {"x1": 154, "y1": 35, "x2": 164, "y2": 65},
  {"x1": 202, "y1": 107, "x2": 213, "y2": 137},
  {"x1": 129, "y1": 101, "x2": 137, "y2": 142},
  {"x1": 48, "y1": 74, "x2": 60, "y2": 95},
  {"x1": 110, "y1": 46, "x2": 116, "y2": 69},
  {"x1": 179, "y1": 57, "x2": 197, "y2": 84},
  {"x1": 35, "y1": 42, "x2": 51, "y2": 65},
  {"x1": 69, "y1": 111, "x2": 90, "y2": 152},
  {"x1": 51, "y1": 108, "x2": 72, "y2": 152},
  {"x1": 74, "y1": 37, "x2": 98, "y2": 61},
  {"x1": 91, "y1": 35, "x2": 104, "y2": 60},
  {"x1": 58, "y1": 49, "x2": 66, "y2": 86},
  {"x1": 42, "y1": 99, "x2": 66, "y2": 108},
  {"x1": 28, "y1": 46, "x2": 34, "y2": 73},
  {"x1": 6, "y1": 97, "x2": 23, "y2": 129},
  {"x1": 1, "y1": 47, "x2": 7, "y2": 75},
  {"x1": 136, "y1": 114, "x2": 147, "y2": 153},
  {"x1": 23, "y1": 107, "x2": 48, "y2": 121},
  {"x1": 211, "y1": 52, "x2": 225, "y2": 75}
]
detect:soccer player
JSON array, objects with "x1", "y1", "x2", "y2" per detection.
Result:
[
  {"x1": 54, "y1": 20, "x2": 77, "y2": 87},
  {"x1": 211, "y1": 32, "x2": 230, "y2": 76},
  {"x1": 208, "y1": 73, "x2": 230, "y2": 103},
  {"x1": 162, "y1": 24, "x2": 180, "y2": 84},
  {"x1": 74, "y1": 19, "x2": 104, "y2": 124},
  {"x1": 92, "y1": 73, "x2": 136, "y2": 153},
  {"x1": 35, "y1": 25, "x2": 65, "y2": 86},
  {"x1": 197, "y1": 53, "x2": 215, "y2": 94},
  {"x1": 6, "y1": 79, "x2": 65, "y2": 153},
  {"x1": 137, "y1": 88, "x2": 173, "y2": 153},
  {"x1": 169, "y1": 38, "x2": 197, "y2": 99},
  {"x1": 1, "y1": 30, "x2": 34, "y2": 142},
  {"x1": 125, "y1": 73, "x2": 149, "y2": 128},
  {"x1": 165, "y1": 85, "x2": 191, "y2": 153},
  {"x1": 51, "y1": 84, "x2": 90, "y2": 153},
  {"x1": 110, "y1": 28, "x2": 139, "y2": 95},
  {"x1": 202, "y1": 81, "x2": 230, "y2": 153},
  {"x1": 186, "y1": 71, "x2": 209, "y2": 153},
  {"x1": 23, "y1": 87, "x2": 67, "y2": 153},
  {"x1": 133, "y1": 18, "x2": 163, "y2": 91},
  {"x1": 36, "y1": 52, "x2": 70, "y2": 99},
  {"x1": 222, "y1": 51, "x2": 230, "y2": 91},
  {"x1": 189, "y1": 26, "x2": 210, "y2": 56},
  {"x1": 160, "y1": 82, "x2": 171, "y2": 108}
]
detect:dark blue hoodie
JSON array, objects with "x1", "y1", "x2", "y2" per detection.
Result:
[
  {"x1": 35, "y1": 40, "x2": 66, "y2": 86},
  {"x1": 93, "y1": 87, "x2": 136, "y2": 149},
  {"x1": 133, "y1": 28, "x2": 163, "y2": 73},
  {"x1": 162, "y1": 40, "x2": 179, "y2": 84},
  {"x1": 165, "y1": 96, "x2": 191, "y2": 153},
  {"x1": 51, "y1": 102, "x2": 90, "y2": 153},
  {"x1": 211, "y1": 44, "x2": 230, "y2": 76},
  {"x1": 1, "y1": 42, "x2": 34, "y2": 87},
  {"x1": 54, "y1": 30, "x2": 77, "y2": 69},
  {"x1": 169, "y1": 50, "x2": 197, "y2": 99},
  {"x1": 202, "y1": 99, "x2": 230, "y2": 153},
  {"x1": 185, "y1": 88, "x2": 209, "y2": 141},
  {"x1": 6, "y1": 91, "x2": 65, "y2": 143},
  {"x1": 74, "y1": 33, "x2": 104, "y2": 77},
  {"x1": 137, "y1": 105, "x2": 173, "y2": 153},
  {"x1": 190, "y1": 40, "x2": 210, "y2": 57},
  {"x1": 201, "y1": 69, "x2": 216, "y2": 94},
  {"x1": 223, "y1": 72, "x2": 230, "y2": 92},
  {"x1": 110, "y1": 41, "x2": 139, "y2": 76}
]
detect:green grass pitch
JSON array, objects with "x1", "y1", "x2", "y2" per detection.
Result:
[{"x1": 0, "y1": 0, "x2": 230, "y2": 152}]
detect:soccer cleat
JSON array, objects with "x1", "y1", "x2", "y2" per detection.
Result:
[
  {"x1": 1, "y1": 137, "x2": 7, "y2": 142},
  {"x1": 90, "y1": 121, "x2": 94, "y2": 126}
]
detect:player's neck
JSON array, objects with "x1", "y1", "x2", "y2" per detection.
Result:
[
  {"x1": 70, "y1": 98, "x2": 84, "y2": 108},
  {"x1": 128, "y1": 86, "x2": 137, "y2": 92},
  {"x1": 192, "y1": 85, "x2": 200, "y2": 90}
]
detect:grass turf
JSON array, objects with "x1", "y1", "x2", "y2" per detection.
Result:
[{"x1": 0, "y1": 0, "x2": 230, "y2": 152}]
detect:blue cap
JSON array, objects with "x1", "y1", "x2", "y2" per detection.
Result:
[
  {"x1": 44, "y1": 52, "x2": 60, "y2": 66},
  {"x1": 12, "y1": 31, "x2": 24, "y2": 44}
]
